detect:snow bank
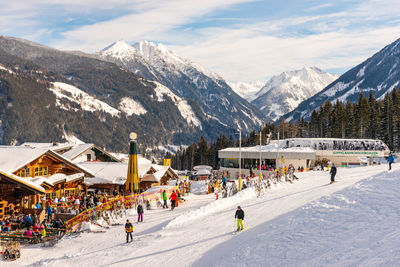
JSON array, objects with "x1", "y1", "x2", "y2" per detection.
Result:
[
  {"x1": 190, "y1": 180, "x2": 208, "y2": 195},
  {"x1": 165, "y1": 187, "x2": 256, "y2": 229},
  {"x1": 80, "y1": 222, "x2": 104, "y2": 232}
]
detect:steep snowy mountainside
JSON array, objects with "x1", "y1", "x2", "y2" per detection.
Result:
[
  {"x1": 251, "y1": 67, "x2": 338, "y2": 121},
  {"x1": 285, "y1": 37, "x2": 400, "y2": 122},
  {"x1": 228, "y1": 80, "x2": 264, "y2": 102},
  {"x1": 99, "y1": 40, "x2": 266, "y2": 130},
  {"x1": 0, "y1": 36, "x2": 235, "y2": 153}
]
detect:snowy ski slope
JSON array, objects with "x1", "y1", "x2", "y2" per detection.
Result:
[{"x1": 5, "y1": 164, "x2": 399, "y2": 266}]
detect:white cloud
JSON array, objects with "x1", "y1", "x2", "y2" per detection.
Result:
[{"x1": 1, "y1": 0, "x2": 400, "y2": 82}]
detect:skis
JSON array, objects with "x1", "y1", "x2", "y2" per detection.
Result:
[{"x1": 232, "y1": 229, "x2": 245, "y2": 235}]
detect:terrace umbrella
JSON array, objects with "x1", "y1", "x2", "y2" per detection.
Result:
[{"x1": 126, "y1": 133, "x2": 140, "y2": 193}]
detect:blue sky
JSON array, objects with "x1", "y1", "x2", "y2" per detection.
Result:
[{"x1": 1, "y1": 0, "x2": 400, "y2": 82}]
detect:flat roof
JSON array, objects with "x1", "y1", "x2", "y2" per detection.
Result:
[{"x1": 219, "y1": 144, "x2": 315, "y2": 160}]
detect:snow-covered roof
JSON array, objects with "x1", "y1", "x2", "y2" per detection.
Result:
[
  {"x1": 80, "y1": 158, "x2": 154, "y2": 185},
  {"x1": 0, "y1": 169, "x2": 46, "y2": 193},
  {"x1": 60, "y1": 143, "x2": 120, "y2": 162},
  {"x1": 194, "y1": 169, "x2": 211, "y2": 176},
  {"x1": 20, "y1": 142, "x2": 75, "y2": 152},
  {"x1": 193, "y1": 165, "x2": 212, "y2": 171},
  {"x1": 152, "y1": 164, "x2": 179, "y2": 180},
  {"x1": 27, "y1": 173, "x2": 85, "y2": 187},
  {"x1": 62, "y1": 143, "x2": 94, "y2": 160},
  {"x1": 0, "y1": 146, "x2": 94, "y2": 177},
  {"x1": 0, "y1": 146, "x2": 51, "y2": 172}
]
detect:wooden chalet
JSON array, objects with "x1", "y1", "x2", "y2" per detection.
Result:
[
  {"x1": 140, "y1": 165, "x2": 179, "y2": 191},
  {"x1": 79, "y1": 158, "x2": 157, "y2": 194},
  {"x1": 21, "y1": 142, "x2": 120, "y2": 163},
  {"x1": 61, "y1": 143, "x2": 120, "y2": 163},
  {"x1": 0, "y1": 169, "x2": 46, "y2": 220},
  {"x1": 0, "y1": 146, "x2": 94, "y2": 207}
]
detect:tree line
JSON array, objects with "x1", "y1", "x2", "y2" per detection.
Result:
[{"x1": 167, "y1": 87, "x2": 400, "y2": 170}]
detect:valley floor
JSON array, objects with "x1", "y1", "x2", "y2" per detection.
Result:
[{"x1": 5, "y1": 163, "x2": 400, "y2": 267}]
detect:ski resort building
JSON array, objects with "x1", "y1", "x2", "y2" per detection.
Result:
[
  {"x1": 21, "y1": 142, "x2": 120, "y2": 163},
  {"x1": 0, "y1": 146, "x2": 94, "y2": 213},
  {"x1": 80, "y1": 158, "x2": 179, "y2": 193},
  {"x1": 218, "y1": 138, "x2": 390, "y2": 179}
]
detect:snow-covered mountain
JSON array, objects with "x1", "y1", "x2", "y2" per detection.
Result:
[
  {"x1": 285, "y1": 37, "x2": 400, "y2": 122},
  {"x1": 99, "y1": 40, "x2": 265, "y2": 130},
  {"x1": 227, "y1": 81, "x2": 264, "y2": 102},
  {"x1": 0, "y1": 36, "x2": 261, "y2": 154},
  {"x1": 251, "y1": 67, "x2": 338, "y2": 121}
]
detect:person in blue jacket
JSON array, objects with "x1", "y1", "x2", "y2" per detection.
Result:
[
  {"x1": 222, "y1": 177, "x2": 227, "y2": 189},
  {"x1": 388, "y1": 153, "x2": 395, "y2": 171}
]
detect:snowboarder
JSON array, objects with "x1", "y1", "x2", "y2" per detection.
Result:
[
  {"x1": 235, "y1": 206, "x2": 245, "y2": 231},
  {"x1": 162, "y1": 190, "x2": 168, "y2": 208},
  {"x1": 169, "y1": 191, "x2": 178, "y2": 210},
  {"x1": 330, "y1": 163, "x2": 337, "y2": 184},
  {"x1": 137, "y1": 203, "x2": 144, "y2": 222},
  {"x1": 388, "y1": 153, "x2": 395, "y2": 171},
  {"x1": 125, "y1": 219, "x2": 133, "y2": 243}
]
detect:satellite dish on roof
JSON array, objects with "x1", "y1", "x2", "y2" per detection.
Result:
[{"x1": 129, "y1": 132, "x2": 137, "y2": 141}]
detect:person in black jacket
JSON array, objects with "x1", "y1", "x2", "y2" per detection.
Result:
[
  {"x1": 137, "y1": 204, "x2": 144, "y2": 222},
  {"x1": 235, "y1": 206, "x2": 245, "y2": 231},
  {"x1": 330, "y1": 163, "x2": 337, "y2": 184},
  {"x1": 125, "y1": 219, "x2": 133, "y2": 243}
]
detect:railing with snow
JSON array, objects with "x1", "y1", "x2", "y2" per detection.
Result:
[{"x1": 65, "y1": 187, "x2": 177, "y2": 233}]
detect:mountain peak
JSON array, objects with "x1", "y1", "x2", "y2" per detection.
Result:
[
  {"x1": 99, "y1": 40, "x2": 137, "y2": 60},
  {"x1": 252, "y1": 67, "x2": 338, "y2": 121}
]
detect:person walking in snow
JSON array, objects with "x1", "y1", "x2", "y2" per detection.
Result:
[
  {"x1": 330, "y1": 163, "x2": 337, "y2": 184},
  {"x1": 169, "y1": 191, "x2": 178, "y2": 210},
  {"x1": 125, "y1": 219, "x2": 133, "y2": 243},
  {"x1": 162, "y1": 190, "x2": 168, "y2": 208},
  {"x1": 388, "y1": 153, "x2": 395, "y2": 171},
  {"x1": 235, "y1": 206, "x2": 245, "y2": 231},
  {"x1": 137, "y1": 203, "x2": 144, "y2": 222}
]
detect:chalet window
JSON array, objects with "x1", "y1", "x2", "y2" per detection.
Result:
[
  {"x1": 34, "y1": 166, "x2": 48, "y2": 177},
  {"x1": 87, "y1": 154, "x2": 92, "y2": 161},
  {"x1": 18, "y1": 166, "x2": 30, "y2": 177},
  {"x1": 51, "y1": 193, "x2": 56, "y2": 199}
]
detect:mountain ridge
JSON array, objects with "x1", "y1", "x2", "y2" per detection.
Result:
[
  {"x1": 284, "y1": 37, "x2": 400, "y2": 122},
  {"x1": 251, "y1": 67, "x2": 338, "y2": 121}
]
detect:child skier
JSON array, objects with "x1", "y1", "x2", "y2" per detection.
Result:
[
  {"x1": 125, "y1": 219, "x2": 133, "y2": 243},
  {"x1": 235, "y1": 206, "x2": 245, "y2": 231}
]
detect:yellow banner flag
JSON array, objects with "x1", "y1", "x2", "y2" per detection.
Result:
[{"x1": 163, "y1": 159, "x2": 171, "y2": 167}]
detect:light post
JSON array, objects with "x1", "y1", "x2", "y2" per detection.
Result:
[
  {"x1": 239, "y1": 130, "x2": 241, "y2": 179},
  {"x1": 259, "y1": 131, "x2": 262, "y2": 181}
]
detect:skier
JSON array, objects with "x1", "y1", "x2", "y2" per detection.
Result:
[
  {"x1": 125, "y1": 219, "x2": 133, "y2": 243},
  {"x1": 169, "y1": 191, "x2": 178, "y2": 210},
  {"x1": 235, "y1": 206, "x2": 245, "y2": 231},
  {"x1": 388, "y1": 153, "x2": 395, "y2": 171},
  {"x1": 137, "y1": 203, "x2": 144, "y2": 222},
  {"x1": 222, "y1": 176, "x2": 227, "y2": 189},
  {"x1": 330, "y1": 163, "x2": 337, "y2": 184},
  {"x1": 162, "y1": 190, "x2": 168, "y2": 208}
]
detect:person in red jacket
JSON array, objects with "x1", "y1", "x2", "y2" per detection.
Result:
[{"x1": 169, "y1": 191, "x2": 178, "y2": 210}]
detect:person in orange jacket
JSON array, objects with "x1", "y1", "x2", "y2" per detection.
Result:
[{"x1": 169, "y1": 191, "x2": 178, "y2": 210}]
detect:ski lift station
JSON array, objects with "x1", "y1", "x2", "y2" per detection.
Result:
[{"x1": 218, "y1": 138, "x2": 390, "y2": 179}]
